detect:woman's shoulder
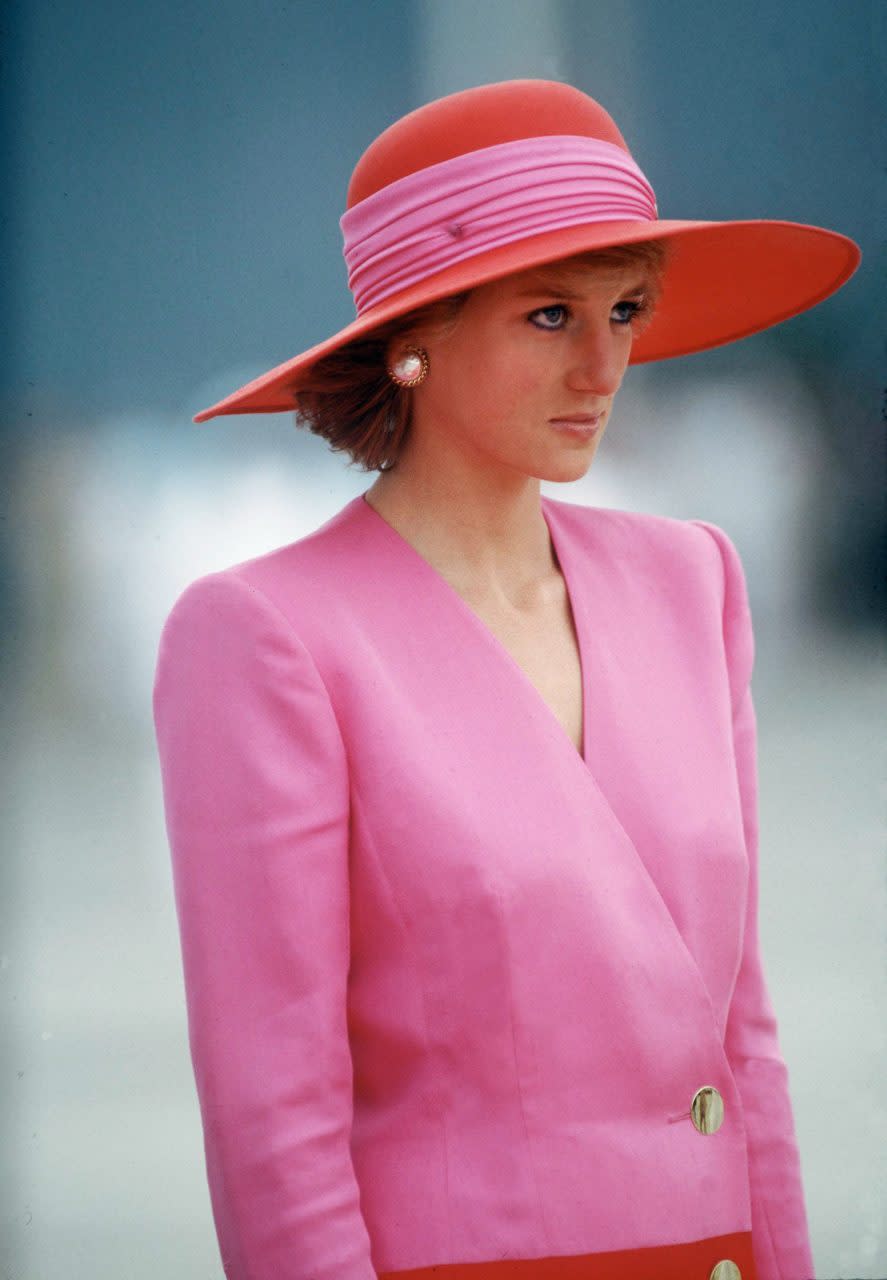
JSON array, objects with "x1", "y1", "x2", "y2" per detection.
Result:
[
  {"x1": 160, "y1": 494, "x2": 373, "y2": 630},
  {"x1": 541, "y1": 494, "x2": 739, "y2": 577},
  {"x1": 158, "y1": 494, "x2": 746, "y2": 657},
  {"x1": 544, "y1": 497, "x2": 753, "y2": 690}
]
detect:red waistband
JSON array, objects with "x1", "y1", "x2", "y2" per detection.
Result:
[{"x1": 379, "y1": 1230, "x2": 757, "y2": 1280}]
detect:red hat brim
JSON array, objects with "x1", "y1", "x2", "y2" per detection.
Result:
[{"x1": 193, "y1": 215, "x2": 860, "y2": 424}]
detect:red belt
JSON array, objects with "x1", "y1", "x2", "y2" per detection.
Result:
[{"x1": 379, "y1": 1230, "x2": 757, "y2": 1280}]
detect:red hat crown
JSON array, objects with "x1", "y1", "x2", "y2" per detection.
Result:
[{"x1": 347, "y1": 80, "x2": 631, "y2": 208}]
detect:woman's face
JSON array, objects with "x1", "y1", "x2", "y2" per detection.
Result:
[{"x1": 405, "y1": 259, "x2": 657, "y2": 485}]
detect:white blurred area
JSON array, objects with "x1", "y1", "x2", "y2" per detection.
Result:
[{"x1": 5, "y1": 365, "x2": 885, "y2": 1278}]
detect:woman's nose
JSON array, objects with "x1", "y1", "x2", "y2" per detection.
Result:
[{"x1": 566, "y1": 328, "x2": 629, "y2": 397}]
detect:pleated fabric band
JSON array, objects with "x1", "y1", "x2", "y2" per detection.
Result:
[
  {"x1": 340, "y1": 135, "x2": 659, "y2": 315},
  {"x1": 378, "y1": 1230, "x2": 758, "y2": 1280}
]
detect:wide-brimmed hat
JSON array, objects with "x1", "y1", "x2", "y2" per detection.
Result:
[{"x1": 193, "y1": 79, "x2": 861, "y2": 424}]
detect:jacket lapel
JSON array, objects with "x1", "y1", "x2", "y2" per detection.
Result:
[{"x1": 351, "y1": 492, "x2": 728, "y2": 1027}]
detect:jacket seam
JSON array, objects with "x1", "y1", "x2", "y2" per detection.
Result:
[
  {"x1": 684, "y1": 526, "x2": 792, "y2": 1278},
  {"x1": 224, "y1": 567, "x2": 351, "y2": 761},
  {"x1": 758, "y1": 1169, "x2": 784, "y2": 1279},
  {"x1": 219, "y1": 568, "x2": 444, "y2": 1261},
  {"x1": 496, "y1": 885, "x2": 553, "y2": 1253},
  {"x1": 349, "y1": 785, "x2": 454, "y2": 1258}
]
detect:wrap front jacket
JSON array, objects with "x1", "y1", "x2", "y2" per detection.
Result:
[{"x1": 152, "y1": 492, "x2": 815, "y2": 1280}]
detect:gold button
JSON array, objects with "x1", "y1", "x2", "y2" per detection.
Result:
[
  {"x1": 690, "y1": 1084, "x2": 724, "y2": 1134},
  {"x1": 709, "y1": 1261, "x2": 741, "y2": 1280}
]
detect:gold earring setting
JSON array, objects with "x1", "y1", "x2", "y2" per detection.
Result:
[{"x1": 387, "y1": 346, "x2": 429, "y2": 387}]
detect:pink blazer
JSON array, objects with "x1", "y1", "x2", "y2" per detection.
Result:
[{"x1": 152, "y1": 492, "x2": 814, "y2": 1280}]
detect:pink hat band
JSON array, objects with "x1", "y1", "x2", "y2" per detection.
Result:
[{"x1": 340, "y1": 134, "x2": 659, "y2": 315}]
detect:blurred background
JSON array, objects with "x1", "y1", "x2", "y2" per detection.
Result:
[{"x1": 2, "y1": 1, "x2": 884, "y2": 1276}]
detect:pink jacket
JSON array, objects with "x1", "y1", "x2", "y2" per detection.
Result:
[{"x1": 152, "y1": 492, "x2": 815, "y2": 1280}]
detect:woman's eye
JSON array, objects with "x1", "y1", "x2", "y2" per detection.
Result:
[
  {"x1": 529, "y1": 299, "x2": 651, "y2": 331},
  {"x1": 529, "y1": 305, "x2": 570, "y2": 330},
  {"x1": 612, "y1": 298, "x2": 649, "y2": 326}
]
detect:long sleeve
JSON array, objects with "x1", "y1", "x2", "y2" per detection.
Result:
[
  {"x1": 690, "y1": 520, "x2": 815, "y2": 1280},
  {"x1": 152, "y1": 571, "x2": 377, "y2": 1280}
]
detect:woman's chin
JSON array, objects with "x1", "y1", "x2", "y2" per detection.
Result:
[{"x1": 532, "y1": 452, "x2": 600, "y2": 484}]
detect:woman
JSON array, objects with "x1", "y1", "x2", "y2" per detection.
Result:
[{"x1": 152, "y1": 80, "x2": 860, "y2": 1280}]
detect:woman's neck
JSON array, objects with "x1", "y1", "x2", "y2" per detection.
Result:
[{"x1": 363, "y1": 465, "x2": 560, "y2": 608}]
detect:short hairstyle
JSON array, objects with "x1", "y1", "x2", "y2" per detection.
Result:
[{"x1": 292, "y1": 238, "x2": 672, "y2": 473}]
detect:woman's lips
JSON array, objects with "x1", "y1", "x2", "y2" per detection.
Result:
[{"x1": 549, "y1": 413, "x2": 603, "y2": 437}]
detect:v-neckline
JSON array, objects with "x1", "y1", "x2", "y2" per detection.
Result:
[{"x1": 356, "y1": 491, "x2": 590, "y2": 768}]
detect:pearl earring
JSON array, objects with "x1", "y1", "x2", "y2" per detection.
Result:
[{"x1": 387, "y1": 346, "x2": 429, "y2": 387}]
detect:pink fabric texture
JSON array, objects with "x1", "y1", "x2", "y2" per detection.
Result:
[
  {"x1": 340, "y1": 136, "x2": 658, "y2": 313},
  {"x1": 152, "y1": 494, "x2": 815, "y2": 1279}
]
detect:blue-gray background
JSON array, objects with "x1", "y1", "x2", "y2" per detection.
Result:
[{"x1": 3, "y1": 2, "x2": 884, "y2": 1276}]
